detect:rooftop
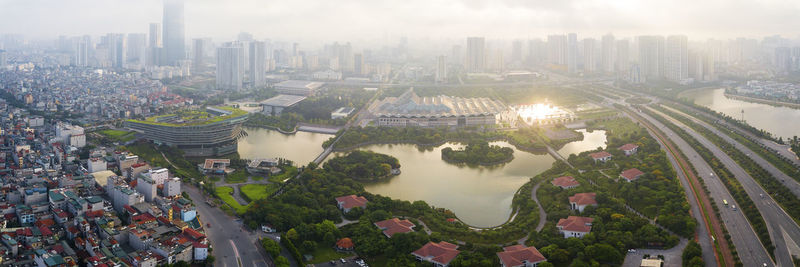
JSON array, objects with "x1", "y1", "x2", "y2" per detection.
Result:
[
  {"x1": 412, "y1": 241, "x2": 460, "y2": 266},
  {"x1": 374, "y1": 218, "x2": 415, "y2": 238},
  {"x1": 274, "y1": 80, "x2": 325, "y2": 90},
  {"x1": 497, "y1": 245, "x2": 547, "y2": 266},
  {"x1": 126, "y1": 106, "x2": 248, "y2": 127},
  {"x1": 557, "y1": 216, "x2": 594, "y2": 233},
  {"x1": 261, "y1": 94, "x2": 307, "y2": 107}
]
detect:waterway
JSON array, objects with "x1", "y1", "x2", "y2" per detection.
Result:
[
  {"x1": 680, "y1": 88, "x2": 800, "y2": 139},
  {"x1": 237, "y1": 127, "x2": 334, "y2": 164},
  {"x1": 239, "y1": 126, "x2": 607, "y2": 227}
]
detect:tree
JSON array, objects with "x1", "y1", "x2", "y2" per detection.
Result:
[
  {"x1": 682, "y1": 240, "x2": 703, "y2": 267},
  {"x1": 203, "y1": 255, "x2": 216, "y2": 266},
  {"x1": 286, "y1": 228, "x2": 299, "y2": 241},
  {"x1": 261, "y1": 238, "x2": 281, "y2": 258},
  {"x1": 274, "y1": 256, "x2": 290, "y2": 267},
  {"x1": 301, "y1": 240, "x2": 317, "y2": 253}
]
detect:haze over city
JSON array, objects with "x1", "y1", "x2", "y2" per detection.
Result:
[
  {"x1": 4, "y1": 0, "x2": 800, "y2": 267},
  {"x1": 4, "y1": 0, "x2": 800, "y2": 42}
]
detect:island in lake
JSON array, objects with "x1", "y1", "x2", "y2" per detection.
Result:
[
  {"x1": 323, "y1": 150, "x2": 401, "y2": 181},
  {"x1": 441, "y1": 141, "x2": 514, "y2": 166}
]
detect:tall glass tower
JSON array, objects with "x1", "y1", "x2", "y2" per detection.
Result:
[{"x1": 162, "y1": 0, "x2": 185, "y2": 65}]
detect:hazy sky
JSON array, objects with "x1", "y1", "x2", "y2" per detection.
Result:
[{"x1": 2, "y1": 0, "x2": 800, "y2": 43}]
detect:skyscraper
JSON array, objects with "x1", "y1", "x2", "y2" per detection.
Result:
[
  {"x1": 601, "y1": 34, "x2": 615, "y2": 73},
  {"x1": 436, "y1": 55, "x2": 447, "y2": 83},
  {"x1": 217, "y1": 46, "x2": 243, "y2": 91},
  {"x1": 665, "y1": 35, "x2": 688, "y2": 82},
  {"x1": 511, "y1": 39, "x2": 523, "y2": 66},
  {"x1": 466, "y1": 37, "x2": 485, "y2": 72},
  {"x1": 0, "y1": 49, "x2": 6, "y2": 68},
  {"x1": 249, "y1": 41, "x2": 266, "y2": 87},
  {"x1": 74, "y1": 36, "x2": 89, "y2": 67},
  {"x1": 615, "y1": 39, "x2": 629, "y2": 73},
  {"x1": 127, "y1": 33, "x2": 147, "y2": 67},
  {"x1": 583, "y1": 38, "x2": 596, "y2": 73},
  {"x1": 162, "y1": 0, "x2": 185, "y2": 65},
  {"x1": 193, "y1": 38, "x2": 205, "y2": 72},
  {"x1": 547, "y1": 35, "x2": 567, "y2": 65},
  {"x1": 107, "y1": 33, "x2": 126, "y2": 69},
  {"x1": 567, "y1": 33, "x2": 578, "y2": 73},
  {"x1": 638, "y1": 36, "x2": 665, "y2": 80},
  {"x1": 147, "y1": 23, "x2": 162, "y2": 66},
  {"x1": 354, "y1": 53, "x2": 364, "y2": 75}
]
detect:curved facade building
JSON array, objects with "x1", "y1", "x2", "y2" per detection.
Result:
[{"x1": 125, "y1": 107, "x2": 248, "y2": 156}]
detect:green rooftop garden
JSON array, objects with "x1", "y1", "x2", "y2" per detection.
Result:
[{"x1": 126, "y1": 106, "x2": 249, "y2": 127}]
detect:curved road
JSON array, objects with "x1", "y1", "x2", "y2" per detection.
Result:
[{"x1": 531, "y1": 180, "x2": 548, "y2": 232}]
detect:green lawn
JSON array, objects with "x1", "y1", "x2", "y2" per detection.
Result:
[
  {"x1": 307, "y1": 247, "x2": 352, "y2": 264},
  {"x1": 98, "y1": 129, "x2": 136, "y2": 142},
  {"x1": 215, "y1": 186, "x2": 248, "y2": 214},
  {"x1": 240, "y1": 184, "x2": 279, "y2": 202},
  {"x1": 225, "y1": 169, "x2": 250, "y2": 183}
]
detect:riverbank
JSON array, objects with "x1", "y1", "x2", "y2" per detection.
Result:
[{"x1": 724, "y1": 92, "x2": 800, "y2": 109}]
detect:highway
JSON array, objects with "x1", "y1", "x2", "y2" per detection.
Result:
[
  {"x1": 654, "y1": 105, "x2": 800, "y2": 266},
  {"x1": 632, "y1": 106, "x2": 774, "y2": 267},
  {"x1": 183, "y1": 185, "x2": 275, "y2": 267}
]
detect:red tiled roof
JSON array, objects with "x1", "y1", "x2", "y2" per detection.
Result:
[
  {"x1": 619, "y1": 143, "x2": 639, "y2": 151},
  {"x1": 497, "y1": 245, "x2": 547, "y2": 267},
  {"x1": 589, "y1": 151, "x2": 613, "y2": 159},
  {"x1": 557, "y1": 216, "x2": 594, "y2": 233},
  {"x1": 569, "y1": 192, "x2": 597, "y2": 206},
  {"x1": 551, "y1": 176, "x2": 579, "y2": 188},
  {"x1": 336, "y1": 195, "x2": 368, "y2": 210},
  {"x1": 336, "y1": 238, "x2": 354, "y2": 249},
  {"x1": 412, "y1": 241, "x2": 460, "y2": 266},
  {"x1": 620, "y1": 168, "x2": 645, "y2": 181},
  {"x1": 374, "y1": 218, "x2": 415, "y2": 237}
]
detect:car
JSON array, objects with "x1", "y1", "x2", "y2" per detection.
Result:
[
  {"x1": 731, "y1": 205, "x2": 737, "y2": 210},
  {"x1": 329, "y1": 260, "x2": 336, "y2": 265},
  {"x1": 340, "y1": 258, "x2": 347, "y2": 263},
  {"x1": 206, "y1": 223, "x2": 211, "y2": 227}
]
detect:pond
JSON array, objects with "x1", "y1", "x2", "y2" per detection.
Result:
[{"x1": 237, "y1": 127, "x2": 333, "y2": 164}]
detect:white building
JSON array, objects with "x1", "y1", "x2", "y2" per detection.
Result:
[
  {"x1": 666, "y1": 35, "x2": 689, "y2": 83},
  {"x1": 55, "y1": 122, "x2": 86, "y2": 148},
  {"x1": 87, "y1": 157, "x2": 107, "y2": 173},
  {"x1": 249, "y1": 41, "x2": 267, "y2": 87},
  {"x1": 216, "y1": 45, "x2": 243, "y2": 91},
  {"x1": 136, "y1": 176, "x2": 158, "y2": 202},
  {"x1": 163, "y1": 177, "x2": 181, "y2": 197},
  {"x1": 142, "y1": 168, "x2": 169, "y2": 185},
  {"x1": 435, "y1": 55, "x2": 447, "y2": 83}
]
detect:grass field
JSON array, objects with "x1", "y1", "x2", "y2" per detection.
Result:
[
  {"x1": 215, "y1": 186, "x2": 248, "y2": 214},
  {"x1": 268, "y1": 166, "x2": 298, "y2": 183},
  {"x1": 307, "y1": 247, "x2": 352, "y2": 264},
  {"x1": 97, "y1": 129, "x2": 136, "y2": 142},
  {"x1": 240, "y1": 184, "x2": 279, "y2": 202},
  {"x1": 225, "y1": 169, "x2": 250, "y2": 183}
]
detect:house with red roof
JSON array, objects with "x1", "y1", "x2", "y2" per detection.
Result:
[
  {"x1": 620, "y1": 168, "x2": 645, "y2": 182},
  {"x1": 556, "y1": 216, "x2": 594, "y2": 238},
  {"x1": 335, "y1": 195, "x2": 368, "y2": 213},
  {"x1": 374, "y1": 218, "x2": 415, "y2": 238},
  {"x1": 569, "y1": 192, "x2": 597, "y2": 213},
  {"x1": 497, "y1": 244, "x2": 547, "y2": 267},
  {"x1": 551, "y1": 176, "x2": 579, "y2": 189},
  {"x1": 412, "y1": 241, "x2": 460, "y2": 267},
  {"x1": 336, "y1": 237, "x2": 354, "y2": 251},
  {"x1": 619, "y1": 143, "x2": 639, "y2": 156},
  {"x1": 589, "y1": 151, "x2": 613, "y2": 163}
]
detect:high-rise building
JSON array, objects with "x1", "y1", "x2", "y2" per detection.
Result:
[
  {"x1": 600, "y1": 34, "x2": 615, "y2": 73},
  {"x1": 0, "y1": 49, "x2": 6, "y2": 68},
  {"x1": 436, "y1": 55, "x2": 447, "y2": 83},
  {"x1": 615, "y1": 39, "x2": 629, "y2": 73},
  {"x1": 527, "y1": 39, "x2": 546, "y2": 66},
  {"x1": 107, "y1": 33, "x2": 126, "y2": 69},
  {"x1": 126, "y1": 33, "x2": 147, "y2": 67},
  {"x1": 193, "y1": 38, "x2": 205, "y2": 72},
  {"x1": 511, "y1": 39, "x2": 523, "y2": 66},
  {"x1": 688, "y1": 50, "x2": 704, "y2": 81},
  {"x1": 638, "y1": 35, "x2": 665, "y2": 80},
  {"x1": 354, "y1": 53, "x2": 364, "y2": 75},
  {"x1": 665, "y1": 35, "x2": 688, "y2": 82},
  {"x1": 162, "y1": 0, "x2": 185, "y2": 65},
  {"x1": 451, "y1": 45, "x2": 462, "y2": 67},
  {"x1": 583, "y1": 38, "x2": 596, "y2": 73},
  {"x1": 567, "y1": 33, "x2": 578, "y2": 73},
  {"x1": 217, "y1": 46, "x2": 243, "y2": 91},
  {"x1": 547, "y1": 35, "x2": 567, "y2": 66},
  {"x1": 249, "y1": 41, "x2": 266, "y2": 87},
  {"x1": 147, "y1": 23, "x2": 162, "y2": 66},
  {"x1": 74, "y1": 36, "x2": 89, "y2": 67},
  {"x1": 466, "y1": 37, "x2": 486, "y2": 72}
]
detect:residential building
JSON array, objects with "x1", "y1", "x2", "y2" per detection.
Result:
[
  {"x1": 620, "y1": 168, "x2": 645, "y2": 182},
  {"x1": 335, "y1": 195, "x2": 368, "y2": 213},
  {"x1": 551, "y1": 176, "x2": 579, "y2": 189},
  {"x1": 569, "y1": 192, "x2": 597, "y2": 213},
  {"x1": 589, "y1": 151, "x2": 612, "y2": 163},
  {"x1": 412, "y1": 241, "x2": 460, "y2": 267},
  {"x1": 497, "y1": 245, "x2": 547, "y2": 267},
  {"x1": 374, "y1": 218, "x2": 415, "y2": 238},
  {"x1": 556, "y1": 216, "x2": 594, "y2": 238}
]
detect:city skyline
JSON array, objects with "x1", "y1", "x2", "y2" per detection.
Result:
[{"x1": 3, "y1": 0, "x2": 800, "y2": 43}]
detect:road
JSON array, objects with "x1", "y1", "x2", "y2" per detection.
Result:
[
  {"x1": 643, "y1": 107, "x2": 776, "y2": 267},
  {"x1": 183, "y1": 185, "x2": 278, "y2": 267},
  {"x1": 651, "y1": 106, "x2": 800, "y2": 267}
]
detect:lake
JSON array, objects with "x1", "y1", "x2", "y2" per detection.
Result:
[
  {"x1": 681, "y1": 88, "x2": 800, "y2": 139},
  {"x1": 237, "y1": 127, "x2": 334, "y2": 164}
]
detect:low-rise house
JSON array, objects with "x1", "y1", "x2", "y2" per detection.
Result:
[
  {"x1": 620, "y1": 168, "x2": 645, "y2": 182},
  {"x1": 551, "y1": 176, "x2": 579, "y2": 189},
  {"x1": 412, "y1": 241, "x2": 460, "y2": 267},
  {"x1": 374, "y1": 218, "x2": 415, "y2": 238},
  {"x1": 556, "y1": 216, "x2": 594, "y2": 238},
  {"x1": 497, "y1": 244, "x2": 547, "y2": 267},
  {"x1": 335, "y1": 195, "x2": 368, "y2": 213},
  {"x1": 589, "y1": 151, "x2": 613, "y2": 163},
  {"x1": 335, "y1": 238, "x2": 354, "y2": 251},
  {"x1": 568, "y1": 193, "x2": 597, "y2": 213},
  {"x1": 619, "y1": 143, "x2": 639, "y2": 156}
]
